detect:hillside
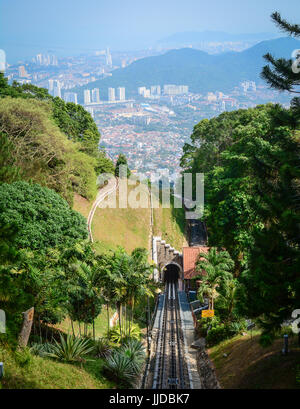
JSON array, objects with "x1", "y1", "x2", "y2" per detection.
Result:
[
  {"x1": 73, "y1": 37, "x2": 300, "y2": 101},
  {"x1": 73, "y1": 186, "x2": 151, "y2": 254},
  {"x1": 74, "y1": 183, "x2": 188, "y2": 254},
  {"x1": 152, "y1": 195, "x2": 187, "y2": 250},
  {"x1": 0, "y1": 345, "x2": 114, "y2": 389},
  {"x1": 159, "y1": 30, "x2": 279, "y2": 45},
  {"x1": 209, "y1": 332, "x2": 300, "y2": 389}
]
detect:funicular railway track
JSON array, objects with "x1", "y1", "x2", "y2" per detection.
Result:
[{"x1": 152, "y1": 279, "x2": 191, "y2": 389}]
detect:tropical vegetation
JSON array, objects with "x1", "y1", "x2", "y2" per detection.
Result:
[{"x1": 182, "y1": 13, "x2": 300, "y2": 345}]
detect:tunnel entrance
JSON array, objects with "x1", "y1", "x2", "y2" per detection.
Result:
[{"x1": 163, "y1": 263, "x2": 180, "y2": 283}]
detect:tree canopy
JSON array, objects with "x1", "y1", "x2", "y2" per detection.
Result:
[
  {"x1": 181, "y1": 102, "x2": 300, "y2": 338},
  {"x1": 0, "y1": 181, "x2": 88, "y2": 250}
]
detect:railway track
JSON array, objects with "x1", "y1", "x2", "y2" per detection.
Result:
[{"x1": 151, "y1": 280, "x2": 191, "y2": 389}]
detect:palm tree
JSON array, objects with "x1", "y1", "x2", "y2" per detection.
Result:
[{"x1": 195, "y1": 247, "x2": 234, "y2": 310}]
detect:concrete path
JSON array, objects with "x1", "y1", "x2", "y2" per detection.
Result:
[{"x1": 87, "y1": 177, "x2": 118, "y2": 242}]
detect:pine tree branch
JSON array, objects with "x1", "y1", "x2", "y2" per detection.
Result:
[{"x1": 271, "y1": 12, "x2": 300, "y2": 38}]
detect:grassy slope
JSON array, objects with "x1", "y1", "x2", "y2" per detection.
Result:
[
  {"x1": 55, "y1": 307, "x2": 114, "y2": 339},
  {"x1": 152, "y1": 195, "x2": 187, "y2": 250},
  {"x1": 209, "y1": 332, "x2": 300, "y2": 389},
  {"x1": 0, "y1": 346, "x2": 114, "y2": 389},
  {"x1": 74, "y1": 184, "x2": 151, "y2": 254}
]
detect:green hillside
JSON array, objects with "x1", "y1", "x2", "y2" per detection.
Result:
[
  {"x1": 73, "y1": 185, "x2": 151, "y2": 254},
  {"x1": 73, "y1": 37, "x2": 300, "y2": 101}
]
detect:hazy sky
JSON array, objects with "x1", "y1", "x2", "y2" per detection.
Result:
[{"x1": 1, "y1": 0, "x2": 300, "y2": 62}]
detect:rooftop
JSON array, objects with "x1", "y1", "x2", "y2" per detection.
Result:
[{"x1": 183, "y1": 246, "x2": 210, "y2": 280}]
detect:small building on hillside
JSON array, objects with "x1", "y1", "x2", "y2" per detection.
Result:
[{"x1": 183, "y1": 246, "x2": 210, "y2": 291}]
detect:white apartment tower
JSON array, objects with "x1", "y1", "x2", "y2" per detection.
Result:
[
  {"x1": 64, "y1": 92, "x2": 78, "y2": 104},
  {"x1": 52, "y1": 80, "x2": 61, "y2": 98},
  {"x1": 151, "y1": 85, "x2": 161, "y2": 95},
  {"x1": 91, "y1": 88, "x2": 100, "y2": 103},
  {"x1": 106, "y1": 47, "x2": 112, "y2": 67},
  {"x1": 117, "y1": 87, "x2": 125, "y2": 101},
  {"x1": 84, "y1": 89, "x2": 91, "y2": 105},
  {"x1": 108, "y1": 87, "x2": 115, "y2": 101}
]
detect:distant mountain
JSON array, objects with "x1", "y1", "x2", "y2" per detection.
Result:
[
  {"x1": 74, "y1": 37, "x2": 300, "y2": 102},
  {"x1": 158, "y1": 30, "x2": 279, "y2": 45}
]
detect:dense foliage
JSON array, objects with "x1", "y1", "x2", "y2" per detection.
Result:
[
  {"x1": 0, "y1": 74, "x2": 115, "y2": 202},
  {"x1": 0, "y1": 182, "x2": 88, "y2": 250},
  {"x1": 182, "y1": 102, "x2": 300, "y2": 338},
  {"x1": 115, "y1": 154, "x2": 131, "y2": 178}
]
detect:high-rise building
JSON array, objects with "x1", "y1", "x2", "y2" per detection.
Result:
[
  {"x1": 36, "y1": 54, "x2": 43, "y2": 65},
  {"x1": 117, "y1": 87, "x2": 125, "y2": 101},
  {"x1": 19, "y1": 65, "x2": 28, "y2": 78},
  {"x1": 35, "y1": 53, "x2": 58, "y2": 66},
  {"x1": 64, "y1": 92, "x2": 78, "y2": 104},
  {"x1": 84, "y1": 89, "x2": 91, "y2": 105},
  {"x1": 48, "y1": 79, "x2": 54, "y2": 92},
  {"x1": 91, "y1": 88, "x2": 100, "y2": 103},
  {"x1": 143, "y1": 89, "x2": 151, "y2": 98},
  {"x1": 207, "y1": 92, "x2": 217, "y2": 102},
  {"x1": 163, "y1": 84, "x2": 188, "y2": 95},
  {"x1": 53, "y1": 80, "x2": 61, "y2": 98},
  {"x1": 106, "y1": 47, "x2": 112, "y2": 67},
  {"x1": 108, "y1": 87, "x2": 115, "y2": 101},
  {"x1": 151, "y1": 85, "x2": 161, "y2": 96},
  {"x1": 138, "y1": 87, "x2": 146, "y2": 95}
]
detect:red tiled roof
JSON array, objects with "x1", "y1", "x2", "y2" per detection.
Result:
[{"x1": 183, "y1": 246, "x2": 210, "y2": 279}]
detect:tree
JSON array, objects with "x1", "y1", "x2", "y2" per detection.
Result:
[
  {"x1": 0, "y1": 97, "x2": 98, "y2": 203},
  {"x1": 0, "y1": 181, "x2": 88, "y2": 250},
  {"x1": 95, "y1": 151, "x2": 115, "y2": 176},
  {"x1": 195, "y1": 248, "x2": 234, "y2": 310},
  {"x1": 0, "y1": 74, "x2": 103, "y2": 177},
  {"x1": 115, "y1": 154, "x2": 131, "y2": 178},
  {"x1": 261, "y1": 12, "x2": 300, "y2": 110}
]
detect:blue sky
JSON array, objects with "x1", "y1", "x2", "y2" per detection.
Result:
[{"x1": 1, "y1": 0, "x2": 300, "y2": 62}]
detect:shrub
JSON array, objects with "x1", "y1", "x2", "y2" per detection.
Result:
[
  {"x1": 107, "y1": 323, "x2": 141, "y2": 344},
  {"x1": 201, "y1": 317, "x2": 247, "y2": 346},
  {"x1": 103, "y1": 351, "x2": 137, "y2": 387},
  {"x1": 0, "y1": 181, "x2": 88, "y2": 250},
  {"x1": 119, "y1": 339, "x2": 145, "y2": 374},
  {"x1": 0, "y1": 97, "x2": 97, "y2": 203},
  {"x1": 14, "y1": 347, "x2": 33, "y2": 368},
  {"x1": 30, "y1": 342, "x2": 54, "y2": 358},
  {"x1": 259, "y1": 333, "x2": 275, "y2": 348},
  {"x1": 206, "y1": 325, "x2": 228, "y2": 346},
  {"x1": 93, "y1": 338, "x2": 112, "y2": 359},
  {"x1": 46, "y1": 333, "x2": 95, "y2": 362}
]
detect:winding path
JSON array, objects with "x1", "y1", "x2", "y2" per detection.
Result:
[{"x1": 87, "y1": 177, "x2": 119, "y2": 242}]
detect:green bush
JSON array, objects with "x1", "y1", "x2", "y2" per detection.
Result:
[
  {"x1": 206, "y1": 324, "x2": 228, "y2": 346},
  {"x1": 93, "y1": 337, "x2": 112, "y2": 359},
  {"x1": 30, "y1": 342, "x2": 55, "y2": 358},
  {"x1": 199, "y1": 316, "x2": 247, "y2": 346},
  {"x1": 259, "y1": 333, "x2": 275, "y2": 348},
  {"x1": 107, "y1": 323, "x2": 141, "y2": 344},
  {"x1": 103, "y1": 351, "x2": 137, "y2": 387},
  {"x1": 0, "y1": 97, "x2": 98, "y2": 203},
  {"x1": 14, "y1": 348, "x2": 33, "y2": 368},
  {"x1": 0, "y1": 181, "x2": 88, "y2": 250},
  {"x1": 46, "y1": 333, "x2": 95, "y2": 363},
  {"x1": 119, "y1": 339, "x2": 145, "y2": 375}
]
